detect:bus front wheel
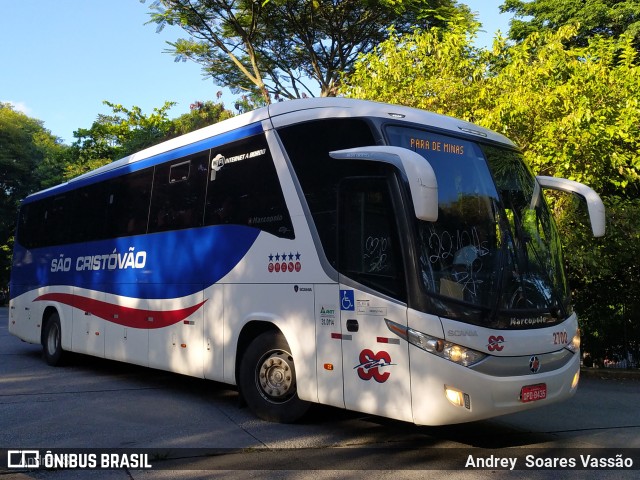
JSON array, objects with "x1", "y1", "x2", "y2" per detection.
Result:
[
  {"x1": 42, "y1": 313, "x2": 64, "y2": 366},
  {"x1": 239, "y1": 331, "x2": 309, "y2": 423}
]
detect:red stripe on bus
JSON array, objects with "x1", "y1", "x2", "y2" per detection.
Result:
[{"x1": 34, "y1": 293, "x2": 206, "y2": 329}]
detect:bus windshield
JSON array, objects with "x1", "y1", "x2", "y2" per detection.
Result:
[{"x1": 385, "y1": 126, "x2": 570, "y2": 329}]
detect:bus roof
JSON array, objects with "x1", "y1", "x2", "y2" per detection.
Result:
[{"x1": 26, "y1": 98, "x2": 515, "y2": 202}]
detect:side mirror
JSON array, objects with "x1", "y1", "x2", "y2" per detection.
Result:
[
  {"x1": 329, "y1": 146, "x2": 438, "y2": 222},
  {"x1": 536, "y1": 176, "x2": 606, "y2": 237}
]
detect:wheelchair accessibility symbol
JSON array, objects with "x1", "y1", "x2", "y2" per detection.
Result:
[{"x1": 340, "y1": 290, "x2": 355, "y2": 311}]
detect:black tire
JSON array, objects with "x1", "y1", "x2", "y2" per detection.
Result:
[
  {"x1": 239, "y1": 330, "x2": 309, "y2": 423},
  {"x1": 42, "y1": 312, "x2": 64, "y2": 366}
]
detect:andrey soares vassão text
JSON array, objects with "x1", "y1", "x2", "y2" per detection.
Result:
[{"x1": 465, "y1": 453, "x2": 635, "y2": 470}]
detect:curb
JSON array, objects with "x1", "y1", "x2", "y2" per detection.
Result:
[{"x1": 580, "y1": 367, "x2": 640, "y2": 381}]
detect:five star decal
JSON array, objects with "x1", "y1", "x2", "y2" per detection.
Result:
[{"x1": 267, "y1": 252, "x2": 302, "y2": 273}]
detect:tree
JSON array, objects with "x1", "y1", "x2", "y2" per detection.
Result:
[
  {"x1": 560, "y1": 196, "x2": 640, "y2": 366},
  {"x1": 341, "y1": 26, "x2": 640, "y2": 363},
  {"x1": 168, "y1": 99, "x2": 234, "y2": 136},
  {"x1": 501, "y1": 0, "x2": 640, "y2": 50},
  {"x1": 0, "y1": 103, "x2": 66, "y2": 288},
  {"x1": 479, "y1": 28, "x2": 640, "y2": 197},
  {"x1": 340, "y1": 23, "x2": 487, "y2": 120},
  {"x1": 63, "y1": 99, "x2": 236, "y2": 179},
  {"x1": 64, "y1": 100, "x2": 177, "y2": 178},
  {"x1": 145, "y1": 0, "x2": 472, "y2": 103},
  {"x1": 343, "y1": 26, "x2": 640, "y2": 195}
]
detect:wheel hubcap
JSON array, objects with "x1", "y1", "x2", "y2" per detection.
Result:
[{"x1": 258, "y1": 351, "x2": 294, "y2": 400}]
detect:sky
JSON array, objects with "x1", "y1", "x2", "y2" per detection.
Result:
[{"x1": 1, "y1": 0, "x2": 512, "y2": 144}]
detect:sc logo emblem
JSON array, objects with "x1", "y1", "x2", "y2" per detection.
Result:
[{"x1": 487, "y1": 335, "x2": 505, "y2": 352}]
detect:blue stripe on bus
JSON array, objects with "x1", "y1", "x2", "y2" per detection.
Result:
[
  {"x1": 10, "y1": 224, "x2": 260, "y2": 299},
  {"x1": 23, "y1": 122, "x2": 265, "y2": 204}
]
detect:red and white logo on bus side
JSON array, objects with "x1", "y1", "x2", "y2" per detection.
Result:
[{"x1": 355, "y1": 349, "x2": 394, "y2": 383}]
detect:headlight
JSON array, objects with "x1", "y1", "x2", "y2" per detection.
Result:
[
  {"x1": 385, "y1": 319, "x2": 486, "y2": 367},
  {"x1": 566, "y1": 328, "x2": 581, "y2": 353},
  {"x1": 443, "y1": 343, "x2": 487, "y2": 366}
]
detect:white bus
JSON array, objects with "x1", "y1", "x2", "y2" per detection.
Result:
[{"x1": 9, "y1": 98, "x2": 605, "y2": 425}]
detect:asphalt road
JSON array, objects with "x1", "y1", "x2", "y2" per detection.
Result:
[{"x1": 1, "y1": 307, "x2": 638, "y2": 479}]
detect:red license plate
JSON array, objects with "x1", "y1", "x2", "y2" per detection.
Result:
[{"x1": 520, "y1": 383, "x2": 547, "y2": 403}]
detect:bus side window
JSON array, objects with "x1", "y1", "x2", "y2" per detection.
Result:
[
  {"x1": 105, "y1": 168, "x2": 154, "y2": 238},
  {"x1": 19, "y1": 196, "x2": 66, "y2": 248},
  {"x1": 44, "y1": 194, "x2": 71, "y2": 246},
  {"x1": 338, "y1": 177, "x2": 406, "y2": 301},
  {"x1": 74, "y1": 183, "x2": 108, "y2": 242},
  {"x1": 148, "y1": 153, "x2": 208, "y2": 233},
  {"x1": 204, "y1": 134, "x2": 294, "y2": 239},
  {"x1": 18, "y1": 201, "x2": 46, "y2": 249},
  {"x1": 276, "y1": 118, "x2": 379, "y2": 266}
]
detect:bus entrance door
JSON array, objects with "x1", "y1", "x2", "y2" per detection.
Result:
[
  {"x1": 339, "y1": 287, "x2": 412, "y2": 422},
  {"x1": 337, "y1": 176, "x2": 412, "y2": 422}
]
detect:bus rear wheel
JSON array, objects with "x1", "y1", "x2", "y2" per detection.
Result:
[
  {"x1": 42, "y1": 312, "x2": 64, "y2": 366},
  {"x1": 239, "y1": 331, "x2": 309, "y2": 423}
]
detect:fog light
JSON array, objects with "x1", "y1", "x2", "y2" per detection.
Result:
[
  {"x1": 445, "y1": 387, "x2": 463, "y2": 406},
  {"x1": 445, "y1": 385, "x2": 470, "y2": 409},
  {"x1": 571, "y1": 370, "x2": 580, "y2": 389}
]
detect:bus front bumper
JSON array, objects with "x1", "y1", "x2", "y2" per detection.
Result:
[{"x1": 409, "y1": 345, "x2": 580, "y2": 426}]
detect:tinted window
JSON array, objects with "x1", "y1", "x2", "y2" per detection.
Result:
[
  {"x1": 18, "y1": 194, "x2": 70, "y2": 248},
  {"x1": 17, "y1": 167, "x2": 154, "y2": 248},
  {"x1": 149, "y1": 153, "x2": 208, "y2": 233},
  {"x1": 339, "y1": 178, "x2": 406, "y2": 300},
  {"x1": 204, "y1": 134, "x2": 294, "y2": 239},
  {"x1": 74, "y1": 182, "x2": 108, "y2": 242},
  {"x1": 386, "y1": 125, "x2": 501, "y2": 308},
  {"x1": 16, "y1": 132, "x2": 292, "y2": 248},
  {"x1": 18, "y1": 201, "x2": 47, "y2": 249},
  {"x1": 277, "y1": 118, "x2": 378, "y2": 265},
  {"x1": 104, "y1": 168, "x2": 153, "y2": 238}
]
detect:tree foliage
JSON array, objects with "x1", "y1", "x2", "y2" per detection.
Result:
[
  {"x1": 342, "y1": 26, "x2": 640, "y2": 361},
  {"x1": 559, "y1": 195, "x2": 640, "y2": 364},
  {"x1": 344, "y1": 26, "x2": 640, "y2": 195},
  {"x1": 501, "y1": 0, "x2": 640, "y2": 50},
  {"x1": 63, "y1": 99, "x2": 235, "y2": 180},
  {"x1": 169, "y1": 99, "x2": 234, "y2": 136},
  {"x1": 0, "y1": 103, "x2": 66, "y2": 287},
  {"x1": 341, "y1": 23, "x2": 486, "y2": 119},
  {"x1": 145, "y1": 0, "x2": 472, "y2": 102},
  {"x1": 480, "y1": 28, "x2": 640, "y2": 197},
  {"x1": 64, "y1": 100, "x2": 177, "y2": 179}
]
